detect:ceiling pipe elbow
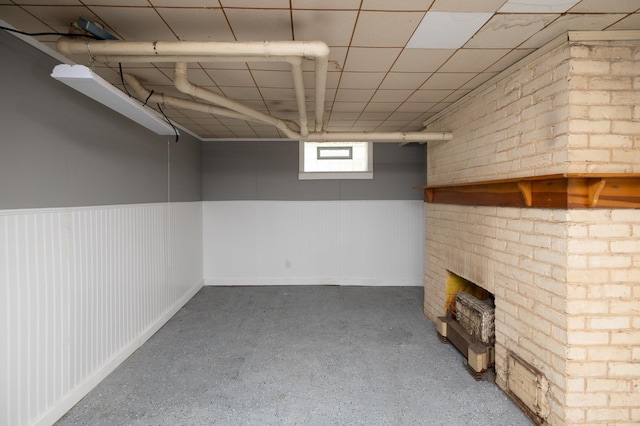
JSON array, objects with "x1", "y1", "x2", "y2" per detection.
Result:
[
  {"x1": 303, "y1": 131, "x2": 453, "y2": 143},
  {"x1": 173, "y1": 62, "x2": 301, "y2": 140},
  {"x1": 123, "y1": 73, "x2": 265, "y2": 123}
]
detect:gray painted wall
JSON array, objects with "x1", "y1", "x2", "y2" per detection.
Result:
[
  {"x1": 202, "y1": 140, "x2": 426, "y2": 200},
  {"x1": 0, "y1": 31, "x2": 201, "y2": 210}
]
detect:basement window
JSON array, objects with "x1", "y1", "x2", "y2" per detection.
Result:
[{"x1": 298, "y1": 141, "x2": 373, "y2": 180}]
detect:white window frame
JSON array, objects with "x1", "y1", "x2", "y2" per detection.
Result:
[{"x1": 298, "y1": 141, "x2": 373, "y2": 180}]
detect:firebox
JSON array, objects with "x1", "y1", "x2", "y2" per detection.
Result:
[{"x1": 436, "y1": 272, "x2": 495, "y2": 380}]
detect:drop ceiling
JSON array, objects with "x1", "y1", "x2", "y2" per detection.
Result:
[{"x1": 1, "y1": 0, "x2": 638, "y2": 140}]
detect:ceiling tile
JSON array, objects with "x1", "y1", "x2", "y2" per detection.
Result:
[
  {"x1": 363, "y1": 102, "x2": 402, "y2": 112},
  {"x1": 420, "y1": 72, "x2": 476, "y2": 89},
  {"x1": 361, "y1": 0, "x2": 434, "y2": 11},
  {"x1": 465, "y1": 13, "x2": 559, "y2": 48},
  {"x1": 247, "y1": 61, "x2": 291, "y2": 71},
  {"x1": 205, "y1": 69, "x2": 255, "y2": 87},
  {"x1": 352, "y1": 119, "x2": 383, "y2": 127},
  {"x1": 429, "y1": 102, "x2": 453, "y2": 113},
  {"x1": 148, "y1": 85, "x2": 200, "y2": 98},
  {"x1": 339, "y1": 72, "x2": 387, "y2": 89},
  {"x1": 499, "y1": 0, "x2": 580, "y2": 13},
  {"x1": 77, "y1": 0, "x2": 149, "y2": 5},
  {"x1": 343, "y1": 47, "x2": 402, "y2": 72},
  {"x1": 334, "y1": 89, "x2": 375, "y2": 102},
  {"x1": 406, "y1": 89, "x2": 453, "y2": 102},
  {"x1": 291, "y1": 0, "x2": 361, "y2": 9},
  {"x1": 156, "y1": 8, "x2": 234, "y2": 41},
  {"x1": 331, "y1": 102, "x2": 369, "y2": 112},
  {"x1": 483, "y1": 48, "x2": 533, "y2": 72},
  {"x1": 150, "y1": 0, "x2": 219, "y2": 6},
  {"x1": 391, "y1": 49, "x2": 455, "y2": 72},
  {"x1": 191, "y1": 118, "x2": 223, "y2": 126},
  {"x1": 443, "y1": 89, "x2": 471, "y2": 102},
  {"x1": 303, "y1": 71, "x2": 340, "y2": 89},
  {"x1": 265, "y1": 100, "x2": 298, "y2": 112},
  {"x1": 10, "y1": 0, "x2": 83, "y2": 4},
  {"x1": 386, "y1": 111, "x2": 425, "y2": 121},
  {"x1": 329, "y1": 112, "x2": 361, "y2": 120},
  {"x1": 225, "y1": 9, "x2": 291, "y2": 41},
  {"x1": 219, "y1": 0, "x2": 289, "y2": 7},
  {"x1": 460, "y1": 72, "x2": 499, "y2": 89},
  {"x1": 370, "y1": 89, "x2": 415, "y2": 102},
  {"x1": 260, "y1": 87, "x2": 297, "y2": 101},
  {"x1": 380, "y1": 72, "x2": 431, "y2": 90},
  {"x1": 219, "y1": 86, "x2": 262, "y2": 100},
  {"x1": 124, "y1": 66, "x2": 174, "y2": 85},
  {"x1": 19, "y1": 5, "x2": 98, "y2": 33},
  {"x1": 199, "y1": 60, "x2": 248, "y2": 70},
  {"x1": 88, "y1": 6, "x2": 176, "y2": 40},
  {"x1": 396, "y1": 102, "x2": 437, "y2": 112},
  {"x1": 520, "y1": 14, "x2": 629, "y2": 48},
  {"x1": 438, "y1": 48, "x2": 510, "y2": 72},
  {"x1": 0, "y1": 5, "x2": 69, "y2": 34},
  {"x1": 5, "y1": 0, "x2": 636, "y2": 140},
  {"x1": 293, "y1": 10, "x2": 358, "y2": 46},
  {"x1": 607, "y1": 12, "x2": 640, "y2": 30},
  {"x1": 352, "y1": 11, "x2": 424, "y2": 47},
  {"x1": 359, "y1": 111, "x2": 392, "y2": 120},
  {"x1": 430, "y1": 0, "x2": 508, "y2": 12},
  {"x1": 252, "y1": 70, "x2": 295, "y2": 88},
  {"x1": 569, "y1": 0, "x2": 640, "y2": 13},
  {"x1": 178, "y1": 67, "x2": 219, "y2": 86},
  {"x1": 407, "y1": 12, "x2": 494, "y2": 48},
  {"x1": 302, "y1": 47, "x2": 348, "y2": 72},
  {"x1": 327, "y1": 123, "x2": 355, "y2": 131}
]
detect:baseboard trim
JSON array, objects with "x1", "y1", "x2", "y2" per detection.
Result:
[
  {"x1": 204, "y1": 278, "x2": 422, "y2": 287},
  {"x1": 35, "y1": 279, "x2": 204, "y2": 426}
]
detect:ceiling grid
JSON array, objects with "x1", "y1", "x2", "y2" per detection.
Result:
[{"x1": 0, "y1": 0, "x2": 637, "y2": 139}]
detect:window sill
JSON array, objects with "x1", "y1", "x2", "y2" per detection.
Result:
[{"x1": 298, "y1": 171, "x2": 374, "y2": 180}]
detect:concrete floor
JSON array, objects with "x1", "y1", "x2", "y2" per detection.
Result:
[{"x1": 57, "y1": 286, "x2": 531, "y2": 425}]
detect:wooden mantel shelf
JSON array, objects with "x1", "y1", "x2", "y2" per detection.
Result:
[{"x1": 416, "y1": 174, "x2": 640, "y2": 209}]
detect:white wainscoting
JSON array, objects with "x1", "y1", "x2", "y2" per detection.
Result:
[
  {"x1": 0, "y1": 202, "x2": 203, "y2": 426},
  {"x1": 203, "y1": 200, "x2": 424, "y2": 286}
]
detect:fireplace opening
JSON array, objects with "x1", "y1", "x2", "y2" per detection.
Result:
[{"x1": 437, "y1": 271, "x2": 495, "y2": 381}]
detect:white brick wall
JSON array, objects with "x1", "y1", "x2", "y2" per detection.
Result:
[
  {"x1": 424, "y1": 34, "x2": 640, "y2": 426},
  {"x1": 425, "y1": 205, "x2": 570, "y2": 425}
]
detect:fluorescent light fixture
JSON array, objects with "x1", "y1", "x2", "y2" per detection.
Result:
[
  {"x1": 499, "y1": 0, "x2": 580, "y2": 13},
  {"x1": 51, "y1": 64, "x2": 176, "y2": 135},
  {"x1": 407, "y1": 12, "x2": 493, "y2": 49}
]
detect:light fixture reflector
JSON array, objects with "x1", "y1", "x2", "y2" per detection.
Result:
[{"x1": 51, "y1": 64, "x2": 176, "y2": 135}]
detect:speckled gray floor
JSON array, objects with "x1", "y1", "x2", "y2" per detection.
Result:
[{"x1": 56, "y1": 286, "x2": 531, "y2": 426}]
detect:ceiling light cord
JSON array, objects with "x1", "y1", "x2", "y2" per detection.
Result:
[
  {"x1": 118, "y1": 63, "x2": 132, "y2": 97},
  {"x1": 0, "y1": 25, "x2": 100, "y2": 39},
  {"x1": 156, "y1": 103, "x2": 179, "y2": 143},
  {"x1": 143, "y1": 90, "x2": 155, "y2": 107}
]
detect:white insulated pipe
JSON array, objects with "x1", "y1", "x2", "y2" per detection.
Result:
[
  {"x1": 56, "y1": 38, "x2": 329, "y2": 132},
  {"x1": 57, "y1": 39, "x2": 331, "y2": 59},
  {"x1": 173, "y1": 62, "x2": 301, "y2": 140},
  {"x1": 305, "y1": 132, "x2": 453, "y2": 143},
  {"x1": 122, "y1": 73, "x2": 263, "y2": 124},
  {"x1": 56, "y1": 37, "x2": 452, "y2": 143},
  {"x1": 288, "y1": 57, "x2": 309, "y2": 137},
  {"x1": 123, "y1": 73, "x2": 450, "y2": 142}
]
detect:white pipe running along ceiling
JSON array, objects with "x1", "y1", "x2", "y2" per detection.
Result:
[{"x1": 57, "y1": 38, "x2": 452, "y2": 143}]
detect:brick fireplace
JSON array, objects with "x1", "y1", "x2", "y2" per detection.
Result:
[{"x1": 421, "y1": 32, "x2": 640, "y2": 425}]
